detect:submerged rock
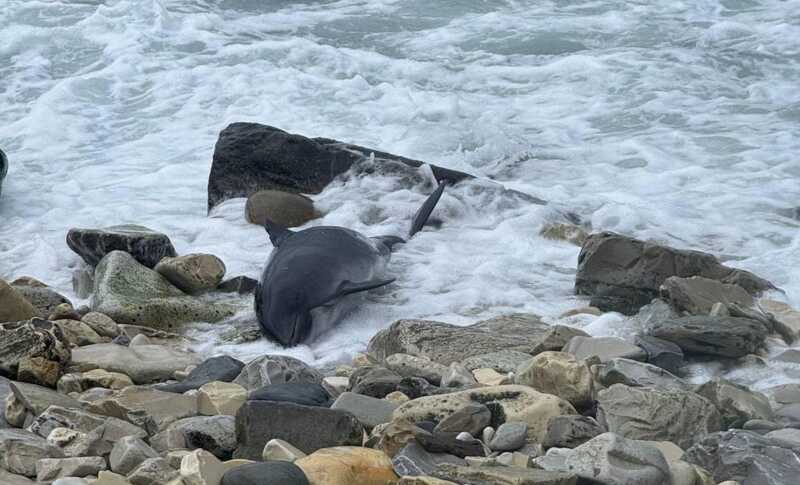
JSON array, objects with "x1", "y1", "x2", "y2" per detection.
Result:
[{"x1": 66, "y1": 224, "x2": 176, "y2": 268}]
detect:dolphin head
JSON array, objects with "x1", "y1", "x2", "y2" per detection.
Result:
[{"x1": 256, "y1": 284, "x2": 315, "y2": 347}]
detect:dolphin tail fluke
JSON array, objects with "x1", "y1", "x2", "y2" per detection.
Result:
[
  {"x1": 409, "y1": 180, "x2": 447, "y2": 238},
  {"x1": 264, "y1": 218, "x2": 294, "y2": 247}
]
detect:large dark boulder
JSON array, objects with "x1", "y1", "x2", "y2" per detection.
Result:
[
  {"x1": 207, "y1": 123, "x2": 476, "y2": 211},
  {"x1": 575, "y1": 232, "x2": 774, "y2": 315},
  {"x1": 66, "y1": 225, "x2": 177, "y2": 268},
  {"x1": 157, "y1": 355, "x2": 244, "y2": 393},
  {"x1": 233, "y1": 400, "x2": 363, "y2": 459},
  {"x1": 648, "y1": 315, "x2": 768, "y2": 358},
  {"x1": 248, "y1": 382, "x2": 332, "y2": 407}
]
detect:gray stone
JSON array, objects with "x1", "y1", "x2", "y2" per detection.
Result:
[
  {"x1": 514, "y1": 351, "x2": 593, "y2": 409},
  {"x1": 488, "y1": 422, "x2": 528, "y2": 452},
  {"x1": 349, "y1": 366, "x2": 402, "y2": 398},
  {"x1": 80, "y1": 312, "x2": 120, "y2": 338},
  {"x1": 562, "y1": 336, "x2": 646, "y2": 363},
  {"x1": 53, "y1": 319, "x2": 106, "y2": 347},
  {"x1": 696, "y1": 379, "x2": 773, "y2": 429},
  {"x1": 660, "y1": 276, "x2": 754, "y2": 315},
  {"x1": 634, "y1": 335, "x2": 684, "y2": 374},
  {"x1": 597, "y1": 384, "x2": 721, "y2": 449},
  {"x1": 683, "y1": 429, "x2": 800, "y2": 485},
  {"x1": 330, "y1": 392, "x2": 398, "y2": 429},
  {"x1": 461, "y1": 351, "x2": 534, "y2": 373},
  {"x1": 245, "y1": 190, "x2": 318, "y2": 228},
  {"x1": 649, "y1": 316, "x2": 768, "y2": 358},
  {"x1": 47, "y1": 425, "x2": 116, "y2": 458},
  {"x1": 35, "y1": 457, "x2": 106, "y2": 482},
  {"x1": 66, "y1": 224, "x2": 177, "y2": 268},
  {"x1": 233, "y1": 400, "x2": 363, "y2": 460},
  {"x1": 0, "y1": 377, "x2": 11, "y2": 428},
  {"x1": 167, "y1": 415, "x2": 236, "y2": 460},
  {"x1": 0, "y1": 319, "x2": 71, "y2": 379},
  {"x1": 742, "y1": 419, "x2": 781, "y2": 434},
  {"x1": 768, "y1": 383, "x2": 800, "y2": 405},
  {"x1": 543, "y1": 415, "x2": 605, "y2": 449},
  {"x1": 385, "y1": 354, "x2": 448, "y2": 385},
  {"x1": 0, "y1": 470, "x2": 34, "y2": 485},
  {"x1": 773, "y1": 349, "x2": 800, "y2": 364},
  {"x1": 775, "y1": 403, "x2": 800, "y2": 427},
  {"x1": 441, "y1": 363, "x2": 476, "y2": 388},
  {"x1": 149, "y1": 428, "x2": 187, "y2": 452},
  {"x1": 109, "y1": 436, "x2": 158, "y2": 475},
  {"x1": 69, "y1": 343, "x2": 201, "y2": 384},
  {"x1": 27, "y1": 405, "x2": 145, "y2": 441},
  {"x1": 765, "y1": 428, "x2": 800, "y2": 447},
  {"x1": 11, "y1": 286, "x2": 71, "y2": 321},
  {"x1": 154, "y1": 254, "x2": 226, "y2": 294},
  {"x1": 86, "y1": 386, "x2": 198, "y2": 434},
  {"x1": 92, "y1": 251, "x2": 235, "y2": 330},
  {"x1": 433, "y1": 404, "x2": 491, "y2": 437},
  {"x1": 392, "y1": 442, "x2": 464, "y2": 477},
  {"x1": 0, "y1": 280, "x2": 38, "y2": 324},
  {"x1": 433, "y1": 463, "x2": 576, "y2": 485},
  {"x1": 575, "y1": 232, "x2": 773, "y2": 315},
  {"x1": 127, "y1": 457, "x2": 178, "y2": 485},
  {"x1": 216, "y1": 276, "x2": 259, "y2": 295},
  {"x1": 0, "y1": 428, "x2": 62, "y2": 477},
  {"x1": 8, "y1": 382, "x2": 81, "y2": 418},
  {"x1": 597, "y1": 358, "x2": 690, "y2": 391},
  {"x1": 233, "y1": 355, "x2": 323, "y2": 390},
  {"x1": 157, "y1": 355, "x2": 244, "y2": 393},
  {"x1": 368, "y1": 315, "x2": 588, "y2": 366}
]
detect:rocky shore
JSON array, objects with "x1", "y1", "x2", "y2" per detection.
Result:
[{"x1": 1, "y1": 124, "x2": 799, "y2": 485}]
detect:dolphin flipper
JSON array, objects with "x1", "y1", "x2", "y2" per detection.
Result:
[
  {"x1": 264, "y1": 218, "x2": 295, "y2": 247},
  {"x1": 409, "y1": 180, "x2": 447, "y2": 238},
  {"x1": 310, "y1": 277, "x2": 396, "y2": 308}
]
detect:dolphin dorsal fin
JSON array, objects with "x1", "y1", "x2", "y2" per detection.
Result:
[
  {"x1": 264, "y1": 218, "x2": 294, "y2": 247},
  {"x1": 409, "y1": 180, "x2": 447, "y2": 238}
]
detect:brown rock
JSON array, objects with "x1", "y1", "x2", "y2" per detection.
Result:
[
  {"x1": 0, "y1": 280, "x2": 37, "y2": 324},
  {"x1": 245, "y1": 190, "x2": 318, "y2": 228},
  {"x1": 296, "y1": 447, "x2": 398, "y2": 485}
]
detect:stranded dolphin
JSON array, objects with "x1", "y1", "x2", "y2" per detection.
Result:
[{"x1": 255, "y1": 180, "x2": 447, "y2": 347}]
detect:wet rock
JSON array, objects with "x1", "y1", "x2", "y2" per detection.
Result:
[
  {"x1": 597, "y1": 384, "x2": 721, "y2": 449},
  {"x1": 331, "y1": 392, "x2": 398, "y2": 430},
  {"x1": 696, "y1": 379, "x2": 772, "y2": 429},
  {"x1": 660, "y1": 276, "x2": 753, "y2": 315},
  {"x1": 216, "y1": 276, "x2": 259, "y2": 295},
  {"x1": 207, "y1": 122, "x2": 473, "y2": 211},
  {"x1": 488, "y1": 422, "x2": 528, "y2": 452},
  {"x1": 349, "y1": 366, "x2": 403, "y2": 398},
  {"x1": 80, "y1": 312, "x2": 120, "y2": 339},
  {"x1": 168, "y1": 415, "x2": 236, "y2": 460},
  {"x1": 48, "y1": 304, "x2": 81, "y2": 322},
  {"x1": 92, "y1": 251, "x2": 234, "y2": 330},
  {"x1": 249, "y1": 382, "x2": 332, "y2": 407},
  {"x1": 233, "y1": 401, "x2": 363, "y2": 459},
  {"x1": 433, "y1": 404, "x2": 491, "y2": 437},
  {"x1": 392, "y1": 442, "x2": 464, "y2": 477},
  {"x1": 772, "y1": 349, "x2": 800, "y2": 364},
  {"x1": 35, "y1": 456, "x2": 106, "y2": 482},
  {"x1": 197, "y1": 381, "x2": 247, "y2": 417},
  {"x1": 0, "y1": 319, "x2": 71, "y2": 379},
  {"x1": 8, "y1": 381, "x2": 81, "y2": 417},
  {"x1": 461, "y1": 351, "x2": 534, "y2": 374},
  {"x1": 155, "y1": 254, "x2": 227, "y2": 294},
  {"x1": 262, "y1": 439, "x2": 307, "y2": 462},
  {"x1": 392, "y1": 385, "x2": 576, "y2": 442},
  {"x1": 562, "y1": 336, "x2": 646, "y2": 363},
  {"x1": 72, "y1": 268, "x2": 94, "y2": 300},
  {"x1": 69, "y1": 343, "x2": 200, "y2": 384},
  {"x1": 634, "y1": 336, "x2": 684, "y2": 374},
  {"x1": 109, "y1": 436, "x2": 158, "y2": 475},
  {"x1": 295, "y1": 446, "x2": 397, "y2": 485},
  {"x1": 86, "y1": 386, "x2": 198, "y2": 434},
  {"x1": 245, "y1": 190, "x2": 318, "y2": 228},
  {"x1": 385, "y1": 354, "x2": 448, "y2": 386},
  {"x1": 597, "y1": 358, "x2": 690, "y2": 391},
  {"x1": 441, "y1": 363, "x2": 476, "y2": 388},
  {"x1": 322, "y1": 376, "x2": 349, "y2": 397},
  {"x1": 433, "y1": 463, "x2": 576, "y2": 485},
  {"x1": 10, "y1": 285, "x2": 71, "y2": 321},
  {"x1": 648, "y1": 316, "x2": 767, "y2": 358},
  {"x1": 683, "y1": 429, "x2": 800, "y2": 485},
  {"x1": 127, "y1": 457, "x2": 178, "y2": 485},
  {"x1": 540, "y1": 223, "x2": 588, "y2": 246},
  {"x1": 415, "y1": 431, "x2": 485, "y2": 458},
  {"x1": 233, "y1": 355, "x2": 323, "y2": 390},
  {"x1": 0, "y1": 280, "x2": 37, "y2": 324},
  {"x1": 158, "y1": 355, "x2": 244, "y2": 394},
  {"x1": 66, "y1": 225, "x2": 177, "y2": 268},
  {"x1": 221, "y1": 460, "x2": 309, "y2": 485},
  {"x1": 514, "y1": 352, "x2": 593, "y2": 409},
  {"x1": 0, "y1": 428, "x2": 63, "y2": 477},
  {"x1": 54, "y1": 319, "x2": 106, "y2": 347},
  {"x1": 542, "y1": 415, "x2": 604, "y2": 449},
  {"x1": 761, "y1": 299, "x2": 800, "y2": 343}
]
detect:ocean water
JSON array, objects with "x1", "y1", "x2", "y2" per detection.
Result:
[{"x1": 1, "y1": 0, "x2": 799, "y2": 385}]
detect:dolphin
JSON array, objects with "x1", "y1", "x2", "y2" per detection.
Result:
[{"x1": 255, "y1": 180, "x2": 447, "y2": 347}]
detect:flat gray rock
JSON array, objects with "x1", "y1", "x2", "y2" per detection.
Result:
[
  {"x1": 660, "y1": 275, "x2": 753, "y2": 315},
  {"x1": 488, "y1": 422, "x2": 528, "y2": 452},
  {"x1": 392, "y1": 442, "x2": 464, "y2": 477},
  {"x1": 66, "y1": 224, "x2": 176, "y2": 268},
  {"x1": 696, "y1": 379, "x2": 773, "y2": 429},
  {"x1": 109, "y1": 436, "x2": 158, "y2": 476},
  {"x1": 597, "y1": 358, "x2": 690, "y2": 391},
  {"x1": 562, "y1": 336, "x2": 646, "y2": 363},
  {"x1": 543, "y1": 415, "x2": 605, "y2": 449},
  {"x1": 0, "y1": 428, "x2": 63, "y2": 477},
  {"x1": 649, "y1": 316, "x2": 768, "y2": 358},
  {"x1": 330, "y1": 392, "x2": 398, "y2": 429},
  {"x1": 69, "y1": 343, "x2": 201, "y2": 384}
]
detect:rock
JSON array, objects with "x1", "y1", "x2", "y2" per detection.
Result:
[
  {"x1": 0, "y1": 319, "x2": 71, "y2": 379},
  {"x1": 392, "y1": 442, "x2": 464, "y2": 477},
  {"x1": 245, "y1": 190, "x2": 318, "y2": 228},
  {"x1": 221, "y1": 460, "x2": 309, "y2": 485},
  {"x1": 197, "y1": 382, "x2": 247, "y2": 417},
  {"x1": 109, "y1": 436, "x2": 159, "y2": 475},
  {"x1": 17, "y1": 356, "x2": 61, "y2": 388},
  {"x1": 168, "y1": 416, "x2": 236, "y2": 460},
  {"x1": 472, "y1": 368, "x2": 510, "y2": 386},
  {"x1": 385, "y1": 354, "x2": 448, "y2": 386},
  {"x1": 48, "y1": 303, "x2": 81, "y2": 322},
  {"x1": 683, "y1": 429, "x2": 800, "y2": 485},
  {"x1": 207, "y1": 122, "x2": 473, "y2": 211},
  {"x1": 774, "y1": 403, "x2": 800, "y2": 426},
  {"x1": 180, "y1": 449, "x2": 226, "y2": 485},
  {"x1": 216, "y1": 276, "x2": 259, "y2": 295},
  {"x1": 514, "y1": 352, "x2": 593, "y2": 409},
  {"x1": 149, "y1": 427, "x2": 186, "y2": 452},
  {"x1": 331, "y1": 392, "x2": 397, "y2": 429},
  {"x1": 92, "y1": 251, "x2": 234, "y2": 330},
  {"x1": 28, "y1": 405, "x2": 145, "y2": 441},
  {"x1": 10, "y1": 285, "x2": 71, "y2": 321},
  {"x1": 369, "y1": 316, "x2": 588, "y2": 366},
  {"x1": 441, "y1": 363, "x2": 477, "y2": 388},
  {"x1": 35, "y1": 457, "x2": 106, "y2": 482},
  {"x1": 57, "y1": 369, "x2": 134, "y2": 394},
  {"x1": 540, "y1": 223, "x2": 588, "y2": 246},
  {"x1": 461, "y1": 351, "x2": 534, "y2": 374},
  {"x1": 80, "y1": 313, "x2": 120, "y2": 339},
  {"x1": 768, "y1": 383, "x2": 800, "y2": 405},
  {"x1": 415, "y1": 431, "x2": 484, "y2": 458},
  {"x1": 393, "y1": 385, "x2": 576, "y2": 442},
  {"x1": 648, "y1": 316, "x2": 767, "y2": 358},
  {"x1": 542, "y1": 415, "x2": 604, "y2": 449},
  {"x1": 633, "y1": 336, "x2": 684, "y2": 374},
  {"x1": 397, "y1": 477, "x2": 457, "y2": 485},
  {"x1": 536, "y1": 432, "x2": 670, "y2": 485},
  {"x1": 433, "y1": 463, "x2": 576, "y2": 485},
  {"x1": 349, "y1": 366, "x2": 403, "y2": 398},
  {"x1": 54, "y1": 320, "x2": 106, "y2": 346},
  {"x1": 562, "y1": 336, "x2": 646, "y2": 363},
  {"x1": 322, "y1": 377, "x2": 349, "y2": 398},
  {"x1": 0, "y1": 377, "x2": 12, "y2": 427},
  {"x1": 772, "y1": 349, "x2": 800, "y2": 363},
  {"x1": 66, "y1": 225, "x2": 177, "y2": 268},
  {"x1": 597, "y1": 384, "x2": 721, "y2": 449},
  {"x1": 0, "y1": 469, "x2": 34, "y2": 485},
  {"x1": 696, "y1": 379, "x2": 772, "y2": 429},
  {"x1": 128, "y1": 334, "x2": 150, "y2": 346},
  {"x1": 0, "y1": 281, "x2": 37, "y2": 324},
  {"x1": 660, "y1": 276, "x2": 753, "y2": 315},
  {"x1": 233, "y1": 401, "x2": 363, "y2": 459},
  {"x1": 574, "y1": 232, "x2": 774, "y2": 315},
  {"x1": 233, "y1": 355, "x2": 323, "y2": 390},
  {"x1": 295, "y1": 446, "x2": 397, "y2": 485},
  {"x1": 86, "y1": 386, "x2": 198, "y2": 434},
  {"x1": 597, "y1": 358, "x2": 690, "y2": 391},
  {"x1": 761, "y1": 299, "x2": 800, "y2": 343},
  {"x1": 127, "y1": 457, "x2": 178, "y2": 485},
  {"x1": 488, "y1": 422, "x2": 528, "y2": 452},
  {"x1": 249, "y1": 382, "x2": 332, "y2": 407},
  {"x1": 9, "y1": 381, "x2": 82, "y2": 417},
  {"x1": 69, "y1": 343, "x2": 201, "y2": 384},
  {"x1": 72, "y1": 268, "x2": 95, "y2": 300},
  {"x1": 155, "y1": 254, "x2": 227, "y2": 294},
  {"x1": 743, "y1": 419, "x2": 781, "y2": 434},
  {"x1": 433, "y1": 404, "x2": 491, "y2": 437},
  {"x1": 95, "y1": 470, "x2": 135, "y2": 484},
  {"x1": 262, "y1": 439, "x2": 307, "y2": 462},
  {"x1": 0, "y1": 428, "x2": 62, "y2": 477},
  {"x1": 159, "y1": 355, "x2": 245, "y2": 394}
]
